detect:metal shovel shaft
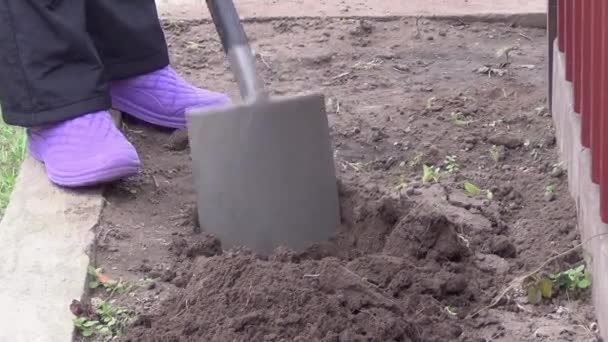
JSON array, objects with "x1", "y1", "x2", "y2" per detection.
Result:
[{"x1": 206, "y1": 0, "x2": 264, "y2": 101}]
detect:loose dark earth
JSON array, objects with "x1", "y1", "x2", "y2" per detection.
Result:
[{"x1": 82, "y1": 18, "x2": 600, "y2": 342}]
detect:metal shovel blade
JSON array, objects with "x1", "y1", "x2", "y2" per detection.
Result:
[{"x1": 187, "y1": 93, "x2": 340, "y2": 255}]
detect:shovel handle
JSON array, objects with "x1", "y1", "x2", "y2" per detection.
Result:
[{"x1": 206, "y1": 0, "x2": 265, "y2": 100}]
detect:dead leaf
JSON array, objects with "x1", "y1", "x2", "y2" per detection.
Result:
[{"x1": 96, "y1": 270, "x2": 111, "y2": 284}]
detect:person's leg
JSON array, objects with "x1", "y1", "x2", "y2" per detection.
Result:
[
  {"x1": 86, "y1": 0, "x2": 230, "y2": 129},
  {"x1": 0, "y1": 0, "x2": 140, "y2": 186},
  {"x1": 0, "y1": 0, "x2": 109, "y2": 126},
  {"x1": 85, "y1": 0, "x2": 169, "y2": 81}
]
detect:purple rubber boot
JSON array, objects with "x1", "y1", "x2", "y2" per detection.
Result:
[
  {"x1": 27, "y1": 111, "x2": 140, "y2": 187},
  {"x1": 110, "y1": 66, "x2": 230, "y2": 129}
]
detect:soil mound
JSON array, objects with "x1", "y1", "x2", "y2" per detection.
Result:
[{"x1": 122, "y1": 184, "x2": 497, "y2": 342}]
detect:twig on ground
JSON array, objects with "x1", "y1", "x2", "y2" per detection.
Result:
[
  {"x1": 332, "y1": 71, "x2": 351, "y2": 80},
  {"x1": 415, "y1": 16, "x2": 422, "y2": 38},
  {"x1": 518, "y1": 32, "x2": 533, "y2": 41},
  {"x1": 257, "y1": 53, "x2": 271, "y2": 69}
]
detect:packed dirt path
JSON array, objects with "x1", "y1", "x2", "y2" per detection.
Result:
[
  {"x1": 156, "y1": 0, "x2": 546, "y2": 20},
  {"x1": 79, "y1": 18, "x2": 599, "y2": 342}
]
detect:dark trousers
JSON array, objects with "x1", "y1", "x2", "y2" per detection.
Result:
[{"x1": 0, "y1": 0, "x2": 169, "y2": 127}]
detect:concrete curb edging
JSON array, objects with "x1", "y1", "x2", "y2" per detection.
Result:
[
  {"x1": 0, "y1": 111, "x2": 121, "y2": 342},
  {"x1": 551, "y1": 42, "x2": 608, "y2": 340},
  {"x1": 0, "y1": 156, "x2": 103, "y2": 342}
]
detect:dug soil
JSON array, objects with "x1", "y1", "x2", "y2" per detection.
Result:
[{"x1": 86, "y1": 18, "x2": 600, "y2": 341}]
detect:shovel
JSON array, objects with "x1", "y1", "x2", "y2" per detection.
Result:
[{"x1": 186, "y1": 0, "x2": 340, "y2": 255}]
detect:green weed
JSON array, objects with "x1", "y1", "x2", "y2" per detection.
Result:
[
  {"x1": 422, "y1": 165, "x2": 441, "y2": 184},
  {"x1": 463, "y1": 180, "x2": 493, "y2": 200},
  {"x1": 489, "y1": 145, "x2": 502, "y2": 163},
  {"x1": 524, "y1": 264, "x2": 591, "y2": 305},
  {"x1": 74, "y1": 299, "x2": 133, "y2": 339},
  {"x1": 450, "y1": 111, "x2": 472, "y2": 127},
  {"x1": 0, "y1": 110, "x2": 26, "y2": 217},
  {"x1": 545, "y1": 184, "x2": 557, "y2": 195},
  {"x1": 443, "y1": 155, "x2": 460, "y2": 174},
  {"x1": 550, "y1": 264, "x2": 592, "y2": 291}
]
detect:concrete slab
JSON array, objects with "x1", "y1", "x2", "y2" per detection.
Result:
[
  {"x1": 0, "y1": 111, "x2": 121, "y2": 342},
  {"x1": 551, "y1": 43, "x2": 608, "y2": 340},
  {"x1": 157, "y1": 0, "x2": 547, "y2": 27},
  {"x1": 0, "y1": 155, "x2": 103, "y2": 342}
]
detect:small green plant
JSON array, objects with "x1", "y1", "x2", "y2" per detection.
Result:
[
  {"x1": 550, "y1": 264, "x2": 592, "y2": 291},
  {"x1": 422, "y1": 164, "x2": 441, "y2": 183},
  {"x1": 443, "y1": 155, "x2": 460, "y2": 174},
  {"x1": 74, "y1": 300, "x2": 133, "y2": 339},
  {"x1": 451, "y1": 111, "x2": 471, "y2": 127},
  {"x1": 489, "y1": 145, "x2": 502, "y2": 163},
  {"x1": 74, "y1": 317, "x2": 99, "y2": 337},
  {"x1": 524, "y1": 264, "x2": 592, "y2": 305},
  {"x1": 463, "y1": 180, "x2": 482, "y2": 195},
  {"x1": 524, "y1": 274, "x2": 553, "y2": 304},
  {"x1": 395, "y1": 175, "x2": 408, "y2": 191},
  {"x1": 0, "y1": 113, "x2": 26, "y2": 217},
  {"x1": 463, "y1": 180, "x2": 494, "y2": 200},
  {"x1": 545, "y1": 184, "x2": 557, "y2": 195},
  {"x1": 496, "y1": 45, "x2": 516, "y2": 63},
  {"x1": 409, "y1": 152, "x2": 424, "y2": 168}
]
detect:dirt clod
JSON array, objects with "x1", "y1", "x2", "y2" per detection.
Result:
[
  {"x1": 441, "y1": 273, "x2": 469, "y2": 295},
  {"x1": 166, "y1": 128, "x2": 189, "y2": 151},
  {"x1": 490, "y1": 236, "x2": 517, "y2": 258},
  {"x1": 349, "y1": 19, "x2": 374, "y2": 36},
  {"x1": 488, "y1": 132, "x2": 524, "y2": 149}
]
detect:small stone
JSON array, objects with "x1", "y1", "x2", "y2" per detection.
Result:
[
  {"x1": 535, "y1": 106, "x2": 548, "y2": 116},
  {"x1": 544, "y1": 192, "x2": 557, "y2": 202},
  {"x1": 438, "y1": 30, "x2": 447, "y2": 37},
  {"x1": 551, "y1": 167, "x2": 564, "y2": 178},
  {"x1": 167, "y1": 128, "x2": 189, "y2": 151}
]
